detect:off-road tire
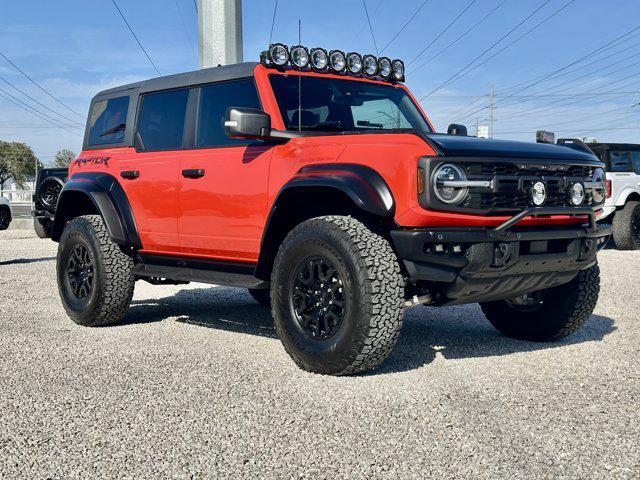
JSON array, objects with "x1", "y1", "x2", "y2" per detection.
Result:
[
  {"x1": 0, "y1": 207, "x2": 10, "y2": 231},
  {"x1": 611, "y1": 200, "x2": 640, "y2": 250},
  {"x1": 480, "y1": 264, "x2": 600, "y2": 341},
  {"x1": 271, "y1": 215, "x2": 404, "y2": 375},
  {"x1": 57, "y1": 215, "x2": 135, "y2": 327},
  {"x1": 34, "y1": 218, "x2": 52, "y2": 239},
  {"x1": 248, "y1": 288, "x2": 271, "y2": 308}
]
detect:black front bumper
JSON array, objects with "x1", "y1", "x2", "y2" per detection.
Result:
[{"x1": 391, "y1": 206, "x2": 611, "y2": 305}]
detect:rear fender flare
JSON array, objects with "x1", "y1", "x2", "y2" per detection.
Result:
[{"x1": 52, "y1": 172, "x2": 141, "y2": 248}]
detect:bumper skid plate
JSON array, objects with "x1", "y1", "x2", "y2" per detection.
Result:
[{"x1": 392, "y1": 206, "x2": 611, "y2": 305}]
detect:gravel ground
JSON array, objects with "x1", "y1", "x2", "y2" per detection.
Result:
[{"x1": 0, "y1": 230, "x2": 638, "y2": 479}]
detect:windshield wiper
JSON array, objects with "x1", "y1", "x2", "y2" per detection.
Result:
[{"x1": 357, "y1": 120, "x2": 384, "y2": 128}]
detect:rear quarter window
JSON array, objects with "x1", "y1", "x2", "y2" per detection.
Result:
[{"x1": 87, "y1": 96, "x2": 130, "y2": 146}]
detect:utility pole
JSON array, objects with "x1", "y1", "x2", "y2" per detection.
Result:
[
  {"x1": 475, "y1": 117, "x2": 479, "y2": 137},
  {"x1": 198, "y1": 0, "x2": 243, "y2": 68},
  {"x1": 488, "y1": 83, "x2": 494, "y2": 139}
]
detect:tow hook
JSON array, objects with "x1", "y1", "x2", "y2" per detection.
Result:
[{"x1": 493, "y1": 242, "x2": 512, "y2": 267}]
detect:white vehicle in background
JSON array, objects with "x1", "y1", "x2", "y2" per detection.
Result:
[
  {"x1": 0, "y1": 196, "x2": 12, "y2": 230},
  {"x1": 587, "y1": 143, "x2": 640, "y2": 250}
]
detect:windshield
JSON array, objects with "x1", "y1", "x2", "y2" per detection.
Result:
[{"x1": 269, "y1": 74, "x2": 432, "y2": 133}]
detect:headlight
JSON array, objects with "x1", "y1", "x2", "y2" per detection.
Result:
[
  {"x1": 569, "y1": 182, "x2": 585, "y2": 206},
  {"x1": 269, "y1": 43, "x2": 289, "y2": 66},
  {"x1": 329, "y1": 50, "x2": 346, "y2": 72},
  {"x1": 363, "y1": 55, "x2": 378, "y2": 76},
  {"x1": 432, "y1": 163, "x2": 468, "y2": 204},
  {"x1": 346, "y1": 53, "x2": 363, "y2": 74},
  {"x1": 310, "y1": 48, "x2": 328, "y2": 70},
  {"x1": 391, "y1": 59, "x2": 405, "y2": 81},
  {"x1": 378, "y1": 57, "x2": 392, "y2": 78},
  {"x1": 591, "y1": 167, "x2": 606, "y2": 204},
  {"x1": 290, "y1": 45, "x2": 309, "y2": 68}
]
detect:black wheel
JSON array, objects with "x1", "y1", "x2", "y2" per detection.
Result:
[
  {"x1": 248, "y1": 288, "x2": 271, "y2": 307},
  {"x1": 271, "y1": 216, "x2": 404, "y2": 376},
  {"x1": 480, "y1": 264, "x2": 600, "y2": 341},
  {"x1": 38, "y1": 177, "x2": 64, "y2": 213},
  {"x1": 34, "y1": 218, "x2": 52, "y2": 238},
  {"x1": 0, "y1": 207, "x2": 10, "y2": 231},
  {"x1": 57, "y1": 215, "x2": 135, "y2": 327},
  {"x1": 611, "y1": 200, "x2": 640, "y2": 250}
]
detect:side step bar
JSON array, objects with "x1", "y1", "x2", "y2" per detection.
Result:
[{"x1": 132, "y1": 254, "x2": 268, "y2": 289}]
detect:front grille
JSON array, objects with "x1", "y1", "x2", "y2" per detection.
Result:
[{"x1": 462, "y1": 162, "x2": 595, "y2": 213}]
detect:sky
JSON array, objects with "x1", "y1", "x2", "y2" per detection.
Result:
[{"x1": 1, "y1": 0, "x2": 639, "y2": 164}]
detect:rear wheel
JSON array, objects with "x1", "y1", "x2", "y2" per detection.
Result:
[
  {"x1": 34, "y1": 218, "x2": 52, "y2": 238},
  {"x1": 611, "y1": 200, "x2": 640, "y2": 250},
  {"x1": 57, "y1": 215, "x2": 135, "y2": 327},
  {"x1": 0, "y1": 207, "x2": 10, "y2": 230},
  {"x1": 480, "y1": 264, "x2": 600, "y2": 341},
  {"x1": 248, "y1": 287, "x2": 271, "y2": 307},
  {"x1": 271, "y1": 216, "x2": 404, "y2": 375}
]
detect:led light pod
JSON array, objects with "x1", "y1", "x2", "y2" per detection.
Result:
[
  {"x1": 378, "y1": 57, "x2": 392, "y2": 79},
  {"x1": 329, "y1": 50, "x2": 347, "y2": 73},
  {"x1": 531, "y1": 181, "x2": 547, "y2": 206},
  {"x1": 346, "y1": 52, "x2": 363, "y2": 74},
  {"x1": 309, "y1": 47, "x2": 329, "y2": 70},
  {"x1": 268, "y1": 43, "x2": 289, "y2": 66},
  {"x1": 569, "y1": 182, "x2": 585, "y2": 206},
  {"x1": 362, "y1": 55, "x2": 378, "y2": 76},
  {"x1": 290, "y1": 45, "x2": 309, "y2": 68},
  {"x1": 391, "y1": 59, "x2": 405, "y2": 81}
]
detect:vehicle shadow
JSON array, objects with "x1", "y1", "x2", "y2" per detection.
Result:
[
  {"x1": 0, "y1": 257, "x2": 55, "y2": 266},
  {"x1": 126, "y1": 286, "x2": 616, "y2": 374}
]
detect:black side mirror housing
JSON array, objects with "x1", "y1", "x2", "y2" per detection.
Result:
[
  {"x1": 225, "y1": 107, "x2": 272, "y2": 139},
  {"x1": 447, "y1": 123, "x2": 468, "y2": 136}
]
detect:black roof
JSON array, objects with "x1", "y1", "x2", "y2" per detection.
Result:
[
  {"x1": 587, "y1": 142, "x2": 640, "y2": 150},
  {"x1": 95, "y1": 62, "x2": 259, "y2": 98}
]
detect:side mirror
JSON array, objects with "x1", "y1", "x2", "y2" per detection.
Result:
[
  {"x1": 447, "y1": 123, "x2": 468, "y2": 136},
  {"x1": 225, "y1": 107, "x2": 271, "y2": 139}
]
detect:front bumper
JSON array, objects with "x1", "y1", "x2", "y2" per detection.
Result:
[{"x1": 391, "y1": 206, "x2": 611, "y2": 305}]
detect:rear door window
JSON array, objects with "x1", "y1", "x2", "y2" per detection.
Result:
[
  {"x1": 87, "y1": 96, "x2": 130, "y2": 146},
  {"x1": 196, "y1": 78, "x2": 261, "y2": 148},
  {"x1": 137, "y1": 89, "x2": 189, "y2": 151},
  {"x1": 609, "y1": 150, "x2": 634, "y2": 172}
]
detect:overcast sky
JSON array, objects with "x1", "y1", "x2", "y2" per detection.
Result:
[{"x1": 1, "y1": 0, "x2": 639, "y2": 163}]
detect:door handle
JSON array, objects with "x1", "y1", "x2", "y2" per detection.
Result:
[
  {"x1": 182, "y1": 169, "x2": 205, "y2": 179},
  {"x1": 120, "y1": 170, "x2": 139, "y2": 179}
]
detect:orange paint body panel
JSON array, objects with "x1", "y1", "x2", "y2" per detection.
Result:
[{"x1": 72, "y1": 65, "x2": 589, "y2": 263}]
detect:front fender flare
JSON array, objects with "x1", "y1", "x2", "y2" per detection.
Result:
[{"x1": 52, "y1": 172, "x2": 141, "y2": 248}]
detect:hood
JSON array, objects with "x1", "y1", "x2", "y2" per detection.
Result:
[{"x1": 422, "y1": 133, "x2": 599, "y2": 161}]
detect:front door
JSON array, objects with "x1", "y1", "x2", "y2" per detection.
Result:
[{"x1": 178, "y1": 78, "x2": 271, "y2": 262}]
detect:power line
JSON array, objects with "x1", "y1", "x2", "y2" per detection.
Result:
[
  {"x1": 0, "y1": 50, "x2": 85, "y2": 119},
  {"x1": 174, "y1": 0, "x2": 196, "y2": 55},
  {"x1": 379, "y1": 0, "x2": 429, "y2": 54},
  {"x1": 0, "y1": 86, "x2": 79, "y2": 129},
  {"x1": 495, "y1": 126, "x2": 639, "y2": 135},
  {"x1": 408, "y1": 0, "x2": 476, "y2": 67},
  {"x1": 193, "y1": 0, "x2": 198, "y2": 14},
  {"x1": 417, "y1": 0, "x2": 552, "y2": 100},
  {"x1": 451, "y1": 24, "x2": 640, "y2": 122},
  {"x1": 269, "y1": 0, "x2": 279, "y2": 45},
  {"x1": 436, "y1": 0, "x2": 576, "y2": 88},
  {"x1": 111, "y1": 0, "x2": 161, "y2": 75},
  {"x1": 412, "y1": 0, "x2": 508, "y2": 73},
  {"x1": 0, "y1": 75, "x2": 83, "y2": 127},
  {"x1": 362, "y1": 0, "x2": 379, "y2": 55}
]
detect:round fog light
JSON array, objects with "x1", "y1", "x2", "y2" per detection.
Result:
[
  {"x1": 569, "y1": 182, "x2": 585, "y2": 206},
  {"x1": 531, "y1": 181, "x2": 547, "y2": 206}
]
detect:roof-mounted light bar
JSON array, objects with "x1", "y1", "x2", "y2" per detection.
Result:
[{"x1": 260, "y1": 43, "x2": 405, "y2": 83}]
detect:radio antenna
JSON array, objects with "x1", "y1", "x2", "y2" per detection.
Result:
[{"x1": 297, "y1": 19, "x2": 302, "y2": 132}]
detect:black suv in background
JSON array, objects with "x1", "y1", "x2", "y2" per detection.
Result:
[{"x1": 33, "y1": 167, "x2": 68, "y2": 238}]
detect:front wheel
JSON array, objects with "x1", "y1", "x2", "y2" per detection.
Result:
[
  {"x1": 34, "y1": 218, "x2": 52, "y2": 238},
  {"x1": 480, "y1": 264, "x2": 600, "y2": 341},
  {"x1": 271, "y1": 216, "x2": 405, "y2": 376},
  {"x1": 57, "y1": 215, "x2": 135, "y2": 326}
]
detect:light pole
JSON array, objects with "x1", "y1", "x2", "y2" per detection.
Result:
[{"x1": 198, "y1": 0, "x2": 243, "y2": 68}]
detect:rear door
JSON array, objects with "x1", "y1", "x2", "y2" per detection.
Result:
[
  {"x1": 177, "y1": 78, "x2": 272, "y2": 261},
  {"x1": 116, "y1": 88, "x2": 189, "y2": 254},
  {"x1": 608, "y1": 149, "x2": 640, "y2": 204}
]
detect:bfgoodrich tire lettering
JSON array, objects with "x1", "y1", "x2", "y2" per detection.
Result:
[
  {"x1": 480, "y1": 264, "x2": 600, "y2": 341},
  {"x1": 271, "y1": 216, "x2": 404, "y2": 375},
  {"x1": 611, "y1": 200, "x2": 640, "y2": 250},
  {"x1": 57, "y1": 215, "x2": 134, "y2": 326}
]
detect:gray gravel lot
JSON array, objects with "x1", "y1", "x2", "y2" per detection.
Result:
[{"x1": 0, "y1": 230, "x2": 638, "y2": 479}]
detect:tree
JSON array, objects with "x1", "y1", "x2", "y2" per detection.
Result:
[
  {"x1": 53, "y1": 149, "x2": 76, "y2": 168},
  {"x1": 0, "y1": 141, "x2": 40, "y2": 190}
]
